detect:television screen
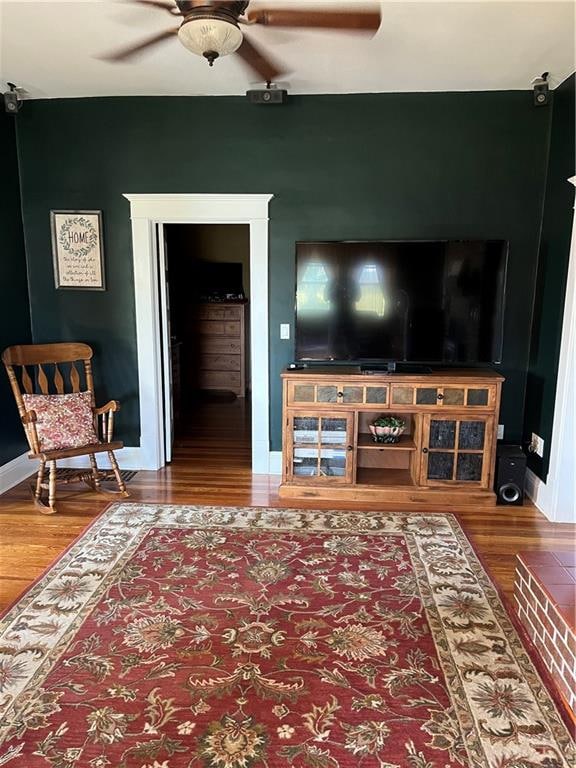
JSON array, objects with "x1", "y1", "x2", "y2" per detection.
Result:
[{"x1": 295, "y1": 240, "x2": 507, "y2": 364}]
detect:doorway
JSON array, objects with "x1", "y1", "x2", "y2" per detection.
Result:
[
  {"x1": 124, "y1": 193, "x2": 273, "y2": 473},
  {"x1": 162, "y1": 224, "x2": 251, "y2": 465}
]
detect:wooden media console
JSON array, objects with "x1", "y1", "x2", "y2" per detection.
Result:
[{"x1": 280, "y1": 367, "x2": 504, "y2": 506}]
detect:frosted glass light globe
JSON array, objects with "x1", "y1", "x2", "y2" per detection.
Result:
[{"x1": 178, "y1": 18, "x2": 243, "y2": 62}]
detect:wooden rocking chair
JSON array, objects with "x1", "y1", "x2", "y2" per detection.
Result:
[{"x1": 2, "y1": 343, "x2": 129, "y2": 514}]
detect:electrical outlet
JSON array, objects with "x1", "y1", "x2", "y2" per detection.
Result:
[
  {"x1": 497, "y1": 424, "x2": 505, "y2": 440},
  {"x1": 531, "y1": 432, "x2": 545, "y2": 458},
  {"x1": 280, "y1": 323, "x2": 290, "y2": 340}
]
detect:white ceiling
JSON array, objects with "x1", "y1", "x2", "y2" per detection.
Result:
[{"x1": 0, "y1": 0, "x2": 574, "y2": 99}]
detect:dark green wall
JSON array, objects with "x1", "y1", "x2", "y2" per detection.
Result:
[
  {"x1": 524, "y1": 75, "x2": 575, "y2": 479},
  {"x1": 15, "y1": 92, "x2": 551, "y2": 452},
  {"x1": 0, "y1": 111, "x2": 32, "y2": 465}
]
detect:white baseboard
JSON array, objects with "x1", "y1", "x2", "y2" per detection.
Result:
[
  {"x1": 526, "y1": 467, "x2": 576, "y2": 524},
  {"x1": 62, "y1": 449, "x2": 284, "y2": 475},
  {"x1": 0, "y1": 453, "x2": 37, "y2": 495},
  {"x1": 251, "y1": 440, "x2": 271, "y2": 474},
  {"x1": 3, "y1": 447, "x2": 282, "y2": 494},
  {"x1": 268, "y1": 451, "x2": 283, "y2": 475},
  {"x1": 59, "y1": 447, "x2": 148, "y2": 471},
  {"x1": 525, "y1": 468, "x2": 546, "y2": 511}
]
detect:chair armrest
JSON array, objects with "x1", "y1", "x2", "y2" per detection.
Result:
[
  {"x1": 94, "y1": 400, "x2": 121, "y2": 416},
  {"x1": 93, "y1": 401, "x2": 120, "y2": 443},
  {"x1": 20, "y1": 410, "x2": 41, "y2": 454},
  {"x1": 21, "y1": 409, "x2": 38, "y2": 424}
]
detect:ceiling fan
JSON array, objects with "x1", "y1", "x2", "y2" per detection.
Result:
[{"x1": 103, "y1": 1, "x2": 382, "y2": 82}]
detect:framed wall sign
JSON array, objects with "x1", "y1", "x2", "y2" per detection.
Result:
[{"x1": 50, "y1": 210, "x2": 105, "y2": 290}]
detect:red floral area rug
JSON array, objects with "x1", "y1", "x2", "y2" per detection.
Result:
[{"x1": 0, "y1": 505, "x2": 573, "y2": 768}]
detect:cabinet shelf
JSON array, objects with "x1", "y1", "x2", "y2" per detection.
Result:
[
  {"x1": 357, "y1": 434, "x2": 417, "y2": 451},
  {"x1": 294, "y1": 442, "x2": 348, "y2": 450},
  {"x1": 356, "y1": 468, "x2": 415, "y2": 487}
]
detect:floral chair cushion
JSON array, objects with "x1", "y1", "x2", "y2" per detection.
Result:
[{"x1": 22, "y1": 391, "x2": 99, "y2": 451}]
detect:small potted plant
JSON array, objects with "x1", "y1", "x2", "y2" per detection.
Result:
[{"x1": 369, "y1": 415, "x2": 406, "y2": 443}]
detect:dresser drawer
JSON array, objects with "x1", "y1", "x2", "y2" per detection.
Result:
[
  {"x1": 198, "y1": 321, "x2": 240, "y2": 337},
  {"x1": 197, "y1": 305, "x2": 243, "y2": 321},
  {"x1": 199, "y1": 370, "x2": 242, "y2": 388},
  {"x1": 203, "y1": 339, "x2": 243, "y2": 354},
  {"x1": 200, "y1": 354, "x2": 241, "y2": 372}
]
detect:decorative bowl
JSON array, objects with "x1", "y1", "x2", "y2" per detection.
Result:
[{"x1": 368, "y1": 421, "x2": 406, "y2": 444}]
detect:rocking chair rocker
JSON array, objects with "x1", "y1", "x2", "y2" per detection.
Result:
[{"x1": 2, "y1": 343, "x2": 129, "y2": 514}]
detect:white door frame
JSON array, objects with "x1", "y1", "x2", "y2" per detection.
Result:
[
  {"x1": 156, "y1": 224, "x2": 173, "y2": 463},
  {"x1": 124, "y1": 193, "x2": 274, "y2": 473},
  {"x1": 526, "y1": 177, "x2": 576, "y2": 522}
]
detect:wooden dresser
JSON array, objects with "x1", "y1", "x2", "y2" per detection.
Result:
[
  {"x1": 197, "y1": 302, "x2": 246, "y2": 397},
  {"x1": 280, "y1": 367, "x2": 504, "y2": 506}
]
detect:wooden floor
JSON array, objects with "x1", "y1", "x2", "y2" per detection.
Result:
[{"x1": 0, "y1": 395, "x2": 574, "y2": 613}]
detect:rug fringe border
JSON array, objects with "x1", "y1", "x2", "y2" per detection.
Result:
[{"x1": 446, "y1": 513, "x2": 576, "y2": 737}]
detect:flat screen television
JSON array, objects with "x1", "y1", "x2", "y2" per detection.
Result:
[{"x1": 295, "y1": 240, "x2": 508, "y2": 364}]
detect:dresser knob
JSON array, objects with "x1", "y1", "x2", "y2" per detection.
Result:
[
  {"x1": 437, "y1": 393, "x2": 444, "y2": 400},
  {"x1": 422, "y1": 447, "x2": 429, "y2": 454}
]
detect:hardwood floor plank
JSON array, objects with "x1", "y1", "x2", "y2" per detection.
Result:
[{"x1": 0, "y1": 395, "x2": 574, "y2": 612}]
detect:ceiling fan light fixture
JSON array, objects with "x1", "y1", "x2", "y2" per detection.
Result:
[{"x1": 178, "y1": 17, "x2": 243, "y2": 63}]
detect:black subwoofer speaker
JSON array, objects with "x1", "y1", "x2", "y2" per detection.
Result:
[{"x1": 495, "y1": 445, "x2": 526, "y2": 505}]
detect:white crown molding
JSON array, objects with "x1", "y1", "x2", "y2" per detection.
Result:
[
  {"x1": 0, "y1": 453, "x2": 36, "y2": 495},
  {"x1": 124, "y1": 194, "x2": 273, "y2": 223}
]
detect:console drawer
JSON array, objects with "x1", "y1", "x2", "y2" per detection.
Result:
[
  {"x1": 287, "y1": 381, "x2": 389, "y2": 409},
  {"x1": 390, "y1": 384, "x2": 497, "y2": 410}
]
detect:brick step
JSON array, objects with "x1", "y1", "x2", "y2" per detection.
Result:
[{"x1": 514, "y1": 550, "x2": 576, "y2": 722}]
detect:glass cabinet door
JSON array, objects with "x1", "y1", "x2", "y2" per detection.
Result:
[
  {"x1": 420, "y1": 414, "x2": 493, "y2": 487},
  {"x1": 288, "y1": 413, "x2": 353, "y2": 483}
]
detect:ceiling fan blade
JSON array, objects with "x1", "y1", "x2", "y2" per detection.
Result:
[
  {"x1": 235, "y1": 34, "x2": 285, "y2": 82},
  {"x1": 123, "y1": 0, "x2": 180, "y2": 14},
  {"x1": 99, "y1": 28, "x2": 178, "y2": 62},
  {"x1": 247, "y1": 8, "x2": 381, "y2": 32}
]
